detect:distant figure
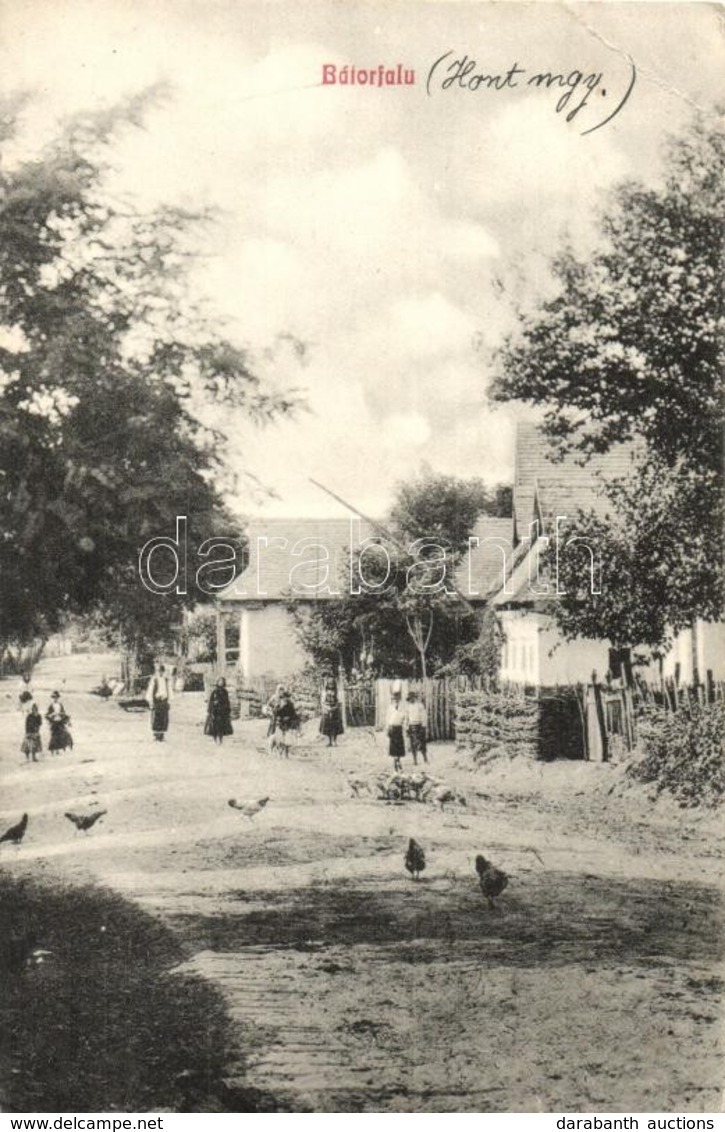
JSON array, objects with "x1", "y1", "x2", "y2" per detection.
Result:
[
  {"x1": 91, "y1": 677, "x2": 113, "y2": 699},
  {"x1": 274, "y1": 690, "x2": 299, "y2": 736},
  {"x1": 267, "y1": 690, "x2": 300, "y2": 756},
  {"x1": 18, "y1": 674, "x2": 34, "y2": 713},
  {"x1": 204, "y1": 677, "x2": 233, "y2": 745},
  {"x1": 22, "y1": 703, "x2": 42, "y2": 763},
  {"x1": 46, "y1": 691, "x2": 73, "y2": 753},
  {"x1": 263, "y1": 684, "x2": 285, "y2": 737},
  {"x1": 319, "y1": 676, "x2": 344, "y2": 747},
  {"x1": 386, "y1": 690, "x2": 406, "y2": 772},
  {"x1": 405, "y1": 690, "x2": 428, "y2": 765},
  {"x1": 146, "y1": 664, "x2": 171, "y2": 742}
]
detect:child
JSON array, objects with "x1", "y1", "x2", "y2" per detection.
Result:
[
  {"x1": 405, "y1": 690, "x2": 428, "y2": 765},
  {"x1": 386, "y1": 691, "x2": 406, "y2": 772},
  {"x1": 22, "y1": 703, "x2": 42, "y2": 762},
  {"x1": 269, "y1": 690, "x2": 300, "y2": 756}
]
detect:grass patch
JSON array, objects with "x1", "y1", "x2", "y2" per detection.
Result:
[{"x1": 0, "y1": 871, "x2": 271, "y2": 1112}]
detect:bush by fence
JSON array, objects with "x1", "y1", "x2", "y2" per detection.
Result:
[{"x1": 627, "y1": 700, "x2": 725, "y2": 807}]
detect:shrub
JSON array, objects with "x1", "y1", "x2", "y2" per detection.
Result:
[{"x1": 628, "y1": 700, "x2": 725, "y2": 807}]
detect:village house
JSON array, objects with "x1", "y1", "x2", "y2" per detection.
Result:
[
  {"x1": 216, "y1": 422, "x2": 723, "y2": 692},
  {"x1": 215, "y1": 516, "x2": 375, "y2": 682},
  {"x1": 481, "y1": 422, "x2": 725, "y2": 687}
]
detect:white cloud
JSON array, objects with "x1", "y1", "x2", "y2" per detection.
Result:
[{"x1": 381, "y1": 411, "x2": 431, "y2": 450}]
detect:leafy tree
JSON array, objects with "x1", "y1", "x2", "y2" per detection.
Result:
[
  {"x1": 491, "y1": 110, "x2": 724, "y2": 651},
  {"x1": 0, "y1": 92, "x2": 297, "y2": 661},
  {"x1": 289, "y1": 473, "x2": 509, "y2": 678},
  {"x1": 390, "y1": 469, "x2": 511, "y2": 554}
]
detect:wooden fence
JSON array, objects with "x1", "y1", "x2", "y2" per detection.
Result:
[
  {"x1": 375, "y1": 676, "x2": 495, "y2": 742},
  {"x1": 224, "y1": 663, "x2": 725, "y2": 757},
  {"x1": 635, "y1": 675, "x2": 725, "y2": 713}
]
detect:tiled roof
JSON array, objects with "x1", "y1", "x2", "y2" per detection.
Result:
[
  {"x1": 217, "y1": 516, "x2": 377, "y2": 602},
  {"x1": 491, "y1": 539, "x2": 547, "y2": 609},
  {"x1": 514, "y1": 423, "x2": 638, "y2": 540},
  {"x1": 455, "y1": 517, "x2": 514, "y2": 600}
]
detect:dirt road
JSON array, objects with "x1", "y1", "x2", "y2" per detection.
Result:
[{"x1": 1, "y1": 654, "x2": 723, "y2": 1112}]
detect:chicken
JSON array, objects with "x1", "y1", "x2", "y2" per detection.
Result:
[
  {"x1": 475, "y1": 854, "x2": 509, "y2": 909},
  {"x1": 228, "y1": 797, "x2": 269, "y2": 819},
  {"x1": 405, "y1": 838, "x2": 426, "y2": 880},
  {"x1": 0, "y1": 813, "x2": 28, "y2": 845},
  {"x1": 65, "y1": 810, "x2": 107, "y2": 832}
]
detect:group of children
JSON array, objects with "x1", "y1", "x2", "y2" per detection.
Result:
[
  {"x1": 18, "y1": 678, "x2": 73, "y2": 762},
  {"x1": 385, "y1": 687, "x2": 428, "y2": 772}
]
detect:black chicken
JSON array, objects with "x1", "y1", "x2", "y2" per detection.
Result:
[
  {"x1": 65, "y1": 810, "x2": 107, "y2": 832},
  {"x1": 475, "y1": 854, "x2": 508, "y2": 909},
  {"x1": 0, "y1": 813, "x2": 28, "y2": 845},
  {"x1": 405, "y1": 838, "x2": 426, "y2": 880}
]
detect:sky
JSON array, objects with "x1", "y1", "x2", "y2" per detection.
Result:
[{"x1": 0, "y1": 0, "x2": 721, "y2": 518}]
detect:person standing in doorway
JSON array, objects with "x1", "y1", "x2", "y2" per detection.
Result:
[{"x1": 146, "y1": 663, "x2": 172, "y2": 742}]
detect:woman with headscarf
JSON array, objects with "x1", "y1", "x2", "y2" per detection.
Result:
[
  {"x1": 204, "y1": 676, "x2": 233, "y2": 745},
  {"x1": 319, "y1": 675, "x2": 344, "y2": 747},
  {"x1": 146, "y1": 663, "x2": 172, "y2": 742}
]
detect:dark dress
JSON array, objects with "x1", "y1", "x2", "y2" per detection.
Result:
[
  {"x1": 22, "y1": 710, "x2": 42, "y2": 759},
  {"x1": 46, "y1": 703, "x2": 73, "y2": 752},
  {"x1": 273, "y1": 699, "x2": 300, "y2": 736},
  {"x1": 204, "y1": 686, "x2": 233, "y2": 739},
  {"x1": 319, "y1": 686, "x2": 344, "y2": 739}
]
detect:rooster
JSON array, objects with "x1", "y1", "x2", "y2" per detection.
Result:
[
  {"x1": 0, "y1": 813, "x2": 28, "y2": 845},
  {"x1": 228, "y1": 797, "x2": 269, "y2": 820},
  {"x1": 405, "y1": 838, "x2": 426, "y2": 880},
  {"x1": 65, "y1": 810, "x2": 106, "y2": 833},
  {"x1": 475, "y1": 854, "x2": 508, "y2": 909}
]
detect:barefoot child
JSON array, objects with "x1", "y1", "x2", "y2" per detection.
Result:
[{"x1": 22, "y1": 702, "x2": 42, "y2": 763}]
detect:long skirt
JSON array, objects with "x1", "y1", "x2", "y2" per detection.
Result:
[
  {"x1": 22, "y1": 734, "x2": 42, "y2": 758},
  {"x1": 48, "y1": 720, "x2": 73, "y2": 752},
  {"x1": 150, "y1": 700, "x2": 169, "y2": 735},
  {"x1": 204, "y1": 708, "x2": 233, "y2": 739},
  {"x1": 320, "y1": 705, "x2": 343, "y2": 738},
  {"x1": 388, "y1": 726, "x2": 405, "y2": 762}
]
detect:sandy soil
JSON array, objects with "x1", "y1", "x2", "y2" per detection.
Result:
[{"x1": 1, "y1": 653, "x2": 723, "y2": 1113}]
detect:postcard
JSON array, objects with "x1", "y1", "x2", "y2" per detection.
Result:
[{"x1": 0, "y1": 0, "x2": 722, "y2": 1118}]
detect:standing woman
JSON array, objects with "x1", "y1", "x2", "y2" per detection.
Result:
[
  {"x1": 205, "y1": 677, "x2": 233, "y2": 746},
  {"x1": 319, "y1": 675, "x2": 344, "y2": 747},
  {"x1": 146, "y1": 663, "x2": 172, "y2": 742},
  {"x1": 46, "y1": 691, "x2": 73, "y2": 753},
  {"x1": 386, "y1": 690, "x2": 406, "y2": 772}
]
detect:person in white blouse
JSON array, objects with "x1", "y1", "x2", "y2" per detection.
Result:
[
  {"x1": 146, "y1": 663, "x2": 172, "y2": 742},
  {"x1": 386, "y1": 691, "x2": 406, "y2": 772},
  {"x1": 405, "y1": 690, "x2": 428, "y2": 765}
]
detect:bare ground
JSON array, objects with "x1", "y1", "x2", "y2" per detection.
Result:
[{"x1": 1, "y1": 653, "x2": 723, "y2": 1113}]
